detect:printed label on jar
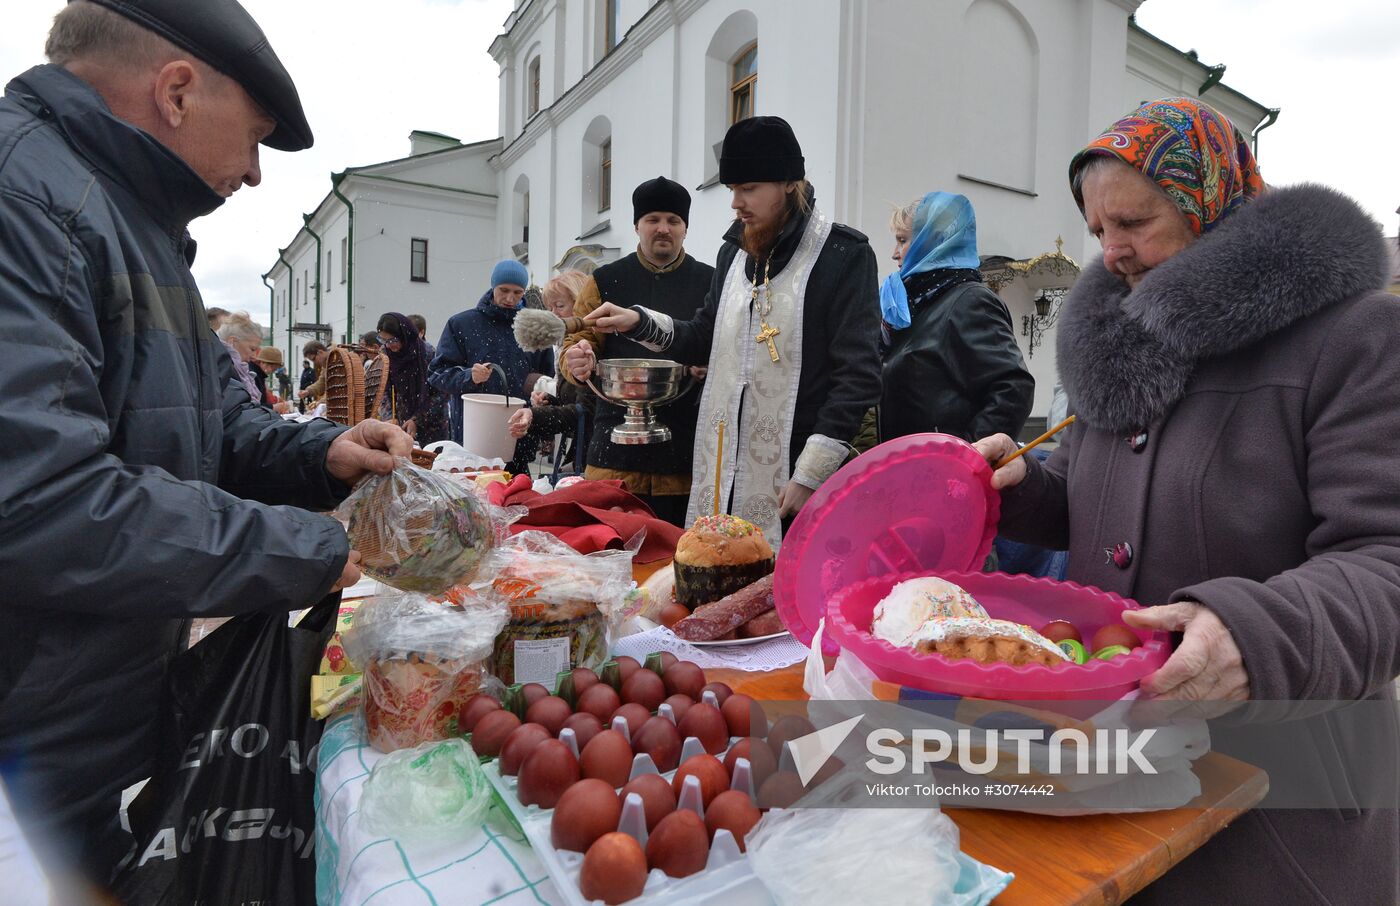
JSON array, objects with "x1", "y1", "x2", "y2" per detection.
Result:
[{"x1": 512, "y1": 637, "x2": 572, "y2": 686}]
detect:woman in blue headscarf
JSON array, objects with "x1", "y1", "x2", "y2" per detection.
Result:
[{"x1": 877, "y1": 192, "x2": 1033, "y2": 443}]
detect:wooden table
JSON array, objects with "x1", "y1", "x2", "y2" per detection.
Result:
[{"x1": 708, "y1": 663, "x2": 1268, "y2": 906}]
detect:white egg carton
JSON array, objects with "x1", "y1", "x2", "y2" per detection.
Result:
[{"x1": 483, "y1": 696, "x2": 775, "y2": 905}]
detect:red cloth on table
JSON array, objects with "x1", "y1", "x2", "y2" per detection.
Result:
[{"x1": 486, "y1": 475, "x2": 683, "y2": 562}]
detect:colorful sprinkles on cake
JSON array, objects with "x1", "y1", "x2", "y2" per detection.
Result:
[{"x1": 690, "y1": 514, "x2": 760, "y2": 536}]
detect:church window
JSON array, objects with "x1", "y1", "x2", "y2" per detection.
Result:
[
  {"x1": 527, "y1": 56, "x2": 541, "y2": 119},
  {"x1": 410, "y1": 238, "x2": 429, "y2": 282},
  {"x1": 599, "y1": 140, "x2": 612, "y2": 213},
  {"x1": 605, "y1": 0, "x2": 620, "y2": 52},
  {"x1": 730, "y1": 42, "x2": 757, "y2": 124}
]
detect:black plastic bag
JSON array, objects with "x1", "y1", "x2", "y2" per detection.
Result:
[{"x1": 112, "y1": 595, "x2": 338, "y2": 905}]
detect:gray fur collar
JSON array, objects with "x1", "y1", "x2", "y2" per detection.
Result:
[{"x1": 1057, "y1": 184, "x2": 1392, "y2": 433}]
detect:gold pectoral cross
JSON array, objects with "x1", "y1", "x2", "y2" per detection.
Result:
[{"x1": 756, "y1": 321, "x2": 781, "y2": 362}]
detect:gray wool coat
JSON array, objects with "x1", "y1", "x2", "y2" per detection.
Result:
[{"x1": 1000, "y1": 184, "x2": 1400, "y2": 905}]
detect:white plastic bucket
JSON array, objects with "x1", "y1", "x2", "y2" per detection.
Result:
[{"x1": 460, "y1": 393, "x2": 525, "y2": 462}]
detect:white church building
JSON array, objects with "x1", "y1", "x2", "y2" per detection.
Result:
[{"x1": 266, "y1": 0, "x2": 1272, "y2": 432}]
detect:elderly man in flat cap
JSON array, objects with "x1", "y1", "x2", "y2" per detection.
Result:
[
  {"x1": 556, "y1": 176, "x2": 714, "y2": 525},
  {"x1": 0, "y1": 0, "x2": 409, "y2": 888},
  {"x1": 575, "y1": 119, "x2": 882, "y2": 546}
]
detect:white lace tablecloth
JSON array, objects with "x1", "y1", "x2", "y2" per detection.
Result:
[{"x1": 611, "y1": 626, "x2": 810, "y2": 672}]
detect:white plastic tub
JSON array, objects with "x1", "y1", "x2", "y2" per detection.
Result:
[{"x1": 460, "y1": 392, "x2": 524, "y2": 462}]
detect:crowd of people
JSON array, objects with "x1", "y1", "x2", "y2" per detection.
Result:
[{"x1": 1, "y1": 1, "x2": 1397, "y2": 904}]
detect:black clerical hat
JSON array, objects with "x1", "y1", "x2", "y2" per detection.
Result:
[
  {"x1": 719, "y1": 116, "x2": 804, "y2": 185},
  {"x1": 632, "y1": 175, "x2": 691, "y2": 224}
]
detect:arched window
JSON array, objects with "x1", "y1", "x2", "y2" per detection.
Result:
[
  {"x1": 730, "y1": 42, "x2": 757, "y2": 125},
  {"x1": 511, "y1": 174, "x2": 531, "y2": 261},
  {"x1": 598, "y1": 139, "x2": 612, "y2": 213},
  {"x1": 596, "y1": 0, "x2": 621, "y2": 62},
  {"x1": 957, "y1": 0, "x2": 1039, "y2": 193},
  {"x1": 582, "y1": 116, "x2": 613, "y2": 226},
  {"x1": 526, "y1": 56, "x2": 541, "y2": 119},
  {"x1": 703, "y1": 11, "x2": 759, "y2": 182}
]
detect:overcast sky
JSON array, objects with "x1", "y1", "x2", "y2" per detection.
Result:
[
  {"x1": 0, "y1": 0, "x2": 514, "y2": 328},
  {"x1": 1, "y1": 0, "x2": 1395, "y2": 328}
]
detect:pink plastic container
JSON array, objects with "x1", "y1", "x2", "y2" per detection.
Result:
[
  {"x1": 773, "y1": 433, "x2": 1171, "y2": 700},
  {"x1": 825, "y1": 570, "x2": 1170, "y2": 700},
  {"x1": 776, "y1": 434, "x2": 1000, "y2": 655}
]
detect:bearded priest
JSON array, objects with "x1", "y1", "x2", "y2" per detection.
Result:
[{"x1": 569, "y1": 116, "x2": 881, "y2": 548}]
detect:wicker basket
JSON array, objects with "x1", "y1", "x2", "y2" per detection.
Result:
[
  {"x1": 324, "y1": 345, "x2": 367, "y2": 426},
  {"x1": 364, "y1": 352, "x2": 390, "y2": 420}
]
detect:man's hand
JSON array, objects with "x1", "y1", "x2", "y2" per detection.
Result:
[
  {"x1": 471, "y1": 363, "x2": 493, "y2": 384},
  {"x1": 331, "y1": 549, "x2": 363, "y2": 592},
  {"x1": 777, "y1": 481, "x2": 816, "y2": 519},
  {"x1": 564, "y1": 342, "x2": 597, "y2": 382},
  {"x1": 531, "y1": 390, "x2": 552, "y2": 407},
  {"x1": 688, "y1": 366, "x2": 709, "y2": 381},
  {"x1": 508, "y1": 407, "x2": 533, "y2": 439},
  {"x1": 402, "y1": 418, "x2": 417, "y2": 440},
  {"x1": 326, "y1": 419, "x2": 413, "y2": 485},
  {"x1": 583, "y1": 302, "x2": 641, "y2": 334},
  {"x1": 1125, "y1": 602, "x2": 1250, "y2": 703},
  {"x1": 971, "y1": 433, "x2": 1029, "y2": 491}
]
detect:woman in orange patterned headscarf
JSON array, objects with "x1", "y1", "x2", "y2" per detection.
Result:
[
  {"x1": 1069, "y1": 97, "x2": 1264, "y2": 235},
  {"x1": 975, "y1": 96, "x2": 1400, "y2": 906}
]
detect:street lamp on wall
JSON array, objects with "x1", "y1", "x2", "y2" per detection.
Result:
[{"x1": 1021, "y1": 288, "x2": 1066, "y2": 358}]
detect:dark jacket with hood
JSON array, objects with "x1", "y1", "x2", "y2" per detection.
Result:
[
  {"x1": 626, "y1": 195, "x2": 882, "y2": 469},
  {"x1": 0, "y1": 66, "x2": 352, "y2": 874},
  {"x1": 999, "y1": 185, "x2": 1400, "y2": 905},
  {"x1": 428, "y1": 292, "x2": 553, "y2": 462},
  {"x1": 879, "y1": 274, "x2": 1034, "y2": 443}
]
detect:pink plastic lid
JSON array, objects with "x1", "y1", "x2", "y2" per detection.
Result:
[{"x1": 775, "y1": 433, "x2": 999, "y2": 654}]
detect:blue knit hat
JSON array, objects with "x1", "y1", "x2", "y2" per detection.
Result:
[{"x1": 491, "y1": 259, "x2": 530, "y2": 289}]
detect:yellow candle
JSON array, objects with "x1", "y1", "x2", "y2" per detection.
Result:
[{"x1": 714, "y1": 421, "x2": 725, "y2": 516}]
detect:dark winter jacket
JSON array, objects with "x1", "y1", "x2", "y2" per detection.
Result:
[
  {"x1": 528, "y1": 379, "x2": 592, "y2": 473},
  {"x1": 428, "y1": 292, "x2": 553, "y2": 461},
  {"x1": 999, "y1": 184, "x2": 1400, "y2": 905},
  {"x1": 0, "y1": 65, "x2": 351, "y2": 875},
  {"x1": 626, "y1": 205, "x2": 882, "y2": 471},
  {"x1": 879, "y1": 278, "x2": 1033, "y2": 443}
]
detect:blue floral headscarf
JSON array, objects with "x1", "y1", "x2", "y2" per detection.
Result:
[{"x1": 880, "y1": 192, "x2": 981, "y2": 330}]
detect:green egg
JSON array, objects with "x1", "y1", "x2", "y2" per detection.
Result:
[{"x1": 1057, "y1": 639, "x2": 1088, "y2": 664}]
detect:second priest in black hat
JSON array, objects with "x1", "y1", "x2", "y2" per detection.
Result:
[
  {"x1": 558, "y1": 176, "x2": 714, "y2": 525},
  {"x1": 570, "y1": 117, "x2": 882, "y2": 546}
]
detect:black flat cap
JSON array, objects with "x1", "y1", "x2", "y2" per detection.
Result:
[{"x1": 83, "y1": 0, "x2": 313, "y2": 151}]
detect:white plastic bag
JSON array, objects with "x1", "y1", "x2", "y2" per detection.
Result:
[
  {"x1": 469, "y1": 530, "x2": 642, "y2": 684},
  {"x1": 342, "y1": 592, "x2": 508, "y2": 752},
  {"x1": 748, "y1": 808, "x2": 971, "y2": 905},
  {"x1": 359, "y1": 738, "x2": 494, "y2": 845},
  {"x1": 337, "y1": 457, "x2": 497, "y2": 594},
  {"x1": 804, "y1": 619, "x2": 881, "y2": 701}
]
